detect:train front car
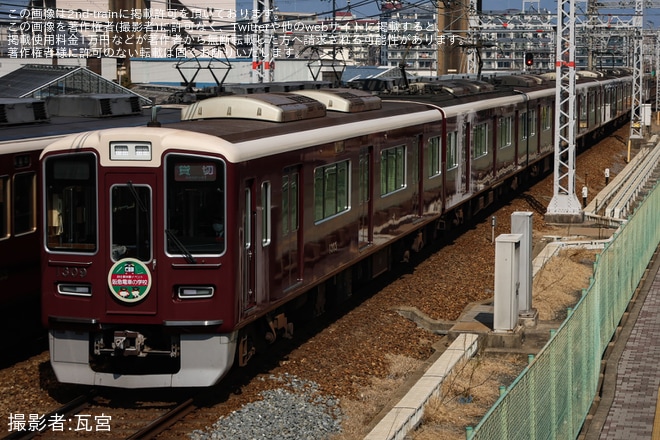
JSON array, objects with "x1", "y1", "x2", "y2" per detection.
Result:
[
  {"x1": 40, "y1": 89, "x2": 447, "y2": 389},
  {"x1": 41, "y1": 127, "x2": 238, "y2": 388}
]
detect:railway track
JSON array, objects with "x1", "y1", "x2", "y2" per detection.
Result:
[{"x1": 3, "y1": 390, "x2": 199, "y2": 440}]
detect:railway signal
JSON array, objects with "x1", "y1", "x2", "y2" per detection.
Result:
[{"x1": 525, "y1": 53, "x2": 534, "y2": 67}]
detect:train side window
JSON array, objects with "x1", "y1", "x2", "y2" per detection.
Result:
[
  {"x1": 0, "y1": 176, "x2": 8, "y2": 240},
  {"x1": 529, "y1": 109, "x2": 537, "y2": 137},
  {"x1": 472, "y1": 123, "x2": 489, "y2": 159},
  {"x1": 165, "y1": 154, "x2": 225, "y2": 256},
  {"x1": 358, "y1": 151, "x2": 370, "y2": 204},
  {"x1": 261, "y1": 181, "x2": 271, "y2": 247},
  {"x1": 498, "y1": 116, "x2": 513, "y2": 149},
  {"x1": 541, "y1": 105, "x2": 552, "y2": 131},
  {"x1": 282, "y1": 169, "x2": 299, "y2": 235},
  {"x1": 244, "y1": 187, "x2": 251, "y2": 249},
  {"x1": 411, "y1": 137, "x2": 419, "y2": 185},
  {"x1": 13, "y1": 172, "x2": 36, "y2": 236},
  {"x1": 380, "y1": 145, "x2": 406, "y2": 196},
  {"x1": 44, "y1": 153, "x2": 97, "y2": 252},
  {"x1": 314, "y1": 160, "x2": 350, "y2": 222},
  {"x1": 446, "y1": 132, "x2": 458, "y2": 171},
  {"x1": 520, "y1": 112, "x2": 528, "y2": 140},
  {"x1": 427, "y1": 136, "x2": 441, "y2": 178},
  {"x1": 604, "y1": 88, "x2": 610, "y2": 111},
  {"x1": 579, "y1": 95, "x2": 587, "y2": 129}
]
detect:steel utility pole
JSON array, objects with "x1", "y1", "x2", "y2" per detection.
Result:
[
  {"x1": 252, "y1": 0, "x2": 274, "y2": 83},
  {"x1": 628, "y1": 0, "x2": 645, "y2": 159},
  {"x1": 545, "y1": 0, "x2": 583, "y2": 223},
  {"x1": 656, "y1": 32, "x2": 660, "y2": 126}
]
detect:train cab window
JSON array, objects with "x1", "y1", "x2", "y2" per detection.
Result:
[
  {"x1": 0, "y1": 176, "x2": 8, "y2": 239},
  {"x1": 380, "y1": 145, "x2": 406, "y2": 196},
  {"x1": 427, "y1": 136, "x2": 441, "y2": 178},
  {"x1": 111, "y1": 184, "x2": 151, "y2": 262},
  {"x1": 44, "y1": 153, "x2": 97, "y2": 252},
  {"x1": 314, "y1": 160, "x2": 350, "y2": 222},
  {"x1": 165, "y1": 154, "x2": 225, "y2": 256}
]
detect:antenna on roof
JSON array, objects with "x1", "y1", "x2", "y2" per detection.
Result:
[{"x1": 147, "y1": 106, "x2": 161, "y2": 127}]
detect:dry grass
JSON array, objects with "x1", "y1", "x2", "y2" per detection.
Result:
[
  {"x1": 412, "y1": 353, "x2": 527, "y2": 440},
  {"x1": 332, "y1": 354, "x2": 424, "y2": 440},
  {"x1": 532, "y1": 247, "x2": 598, "y2": 321}
]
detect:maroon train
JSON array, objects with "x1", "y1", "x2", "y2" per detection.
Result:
[
  {"x1": 40, "y1": 71, "x2": 637, "y2": 387},
  {"x1": 0, "y1": 136, "x2": 46, "y2": 308}
]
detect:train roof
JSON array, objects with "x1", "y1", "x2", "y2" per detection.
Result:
[
  {"x1": 181, "y1": 88, "x2": 383, "y2": 122},
  {"x1": 292, "y1": 89, "x2": 383, "y2": 113},
  {"x1": 39, "y1": 71, "x2": 636, "y2": 164},
  {"x1": 42, "y1": 99, "x2": 442, "y2": 165},
  {"x1": 175, "y1": 98, "x2": 439, "y2": 147},
  {"x1": 182, "y1": 93, "x2": 327, "y2": 122}
]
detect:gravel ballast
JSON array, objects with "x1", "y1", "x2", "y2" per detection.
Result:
[{"x1": 189, "y1": 374, "x2": 343, "y2": 440}]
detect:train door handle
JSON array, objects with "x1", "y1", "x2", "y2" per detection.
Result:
[{"x1": 152, "y1": 259, "x2": 157, "y2": 270}]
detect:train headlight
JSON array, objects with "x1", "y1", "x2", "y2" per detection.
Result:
[
  {"x1": 57, "y1": 283, "x2": 92, "y2": 297},
  {"x1": 177, "y1": 286, "x2": 214, "y2": 299},
  {"x1": 110, "y1": 142, "x2": 152, "y2": 161}
]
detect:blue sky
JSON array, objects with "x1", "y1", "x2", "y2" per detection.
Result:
[
  {"x1": 239, "y1": 0, "x2": 558, "y2": 18},
  {"x1": 235, "y1": 0, "x2": 660, "y2": 25}
]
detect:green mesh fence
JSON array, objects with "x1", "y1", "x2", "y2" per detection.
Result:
[{"x1": 469, "y1": 179, "x2": 660, "y2": 440}]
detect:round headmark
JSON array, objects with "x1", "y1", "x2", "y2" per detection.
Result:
[{"x1": 108, "y1": 258, "x2": 152, "y2": 303}]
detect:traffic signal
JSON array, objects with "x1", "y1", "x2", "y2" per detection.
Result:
[{"x1": 525, "y1": 53, "x2": 534, "y2": 67}]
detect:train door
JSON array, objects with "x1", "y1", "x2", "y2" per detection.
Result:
[
  {"x1": 358, "y1": 147, "x2": 373, "y2": 249},
  {"x1": 281, "y1": 167, "x2": 300, "y2": 290},
  {"x1": 242, "y1": 179, "x2": 257, "y2": 312},
  {"x1": 105, "y1": 174, "x2": 158, "y2": 314}
]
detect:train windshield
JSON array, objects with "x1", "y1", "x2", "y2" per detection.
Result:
[
  {"x1": 165, "y1": 154, "x2": 225, "y2": 256},
  {"x1": 44, "y1": 153, "x2": 97, "y2": 252},
  {"x1": 111, "y1": 183, "x2": 151, "y2": 262}
]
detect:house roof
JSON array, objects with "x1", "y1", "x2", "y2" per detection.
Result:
[
  {"x1": 0, "y1": 64, "x2": 150, "y2": 105},
  {"x1": 342, "y1": 65, "x2": 412, "y2": 82}
]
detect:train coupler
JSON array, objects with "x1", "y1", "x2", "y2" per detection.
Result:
[{"x1": 113, "y1": 330, "x2": 146, "y2": 357}]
